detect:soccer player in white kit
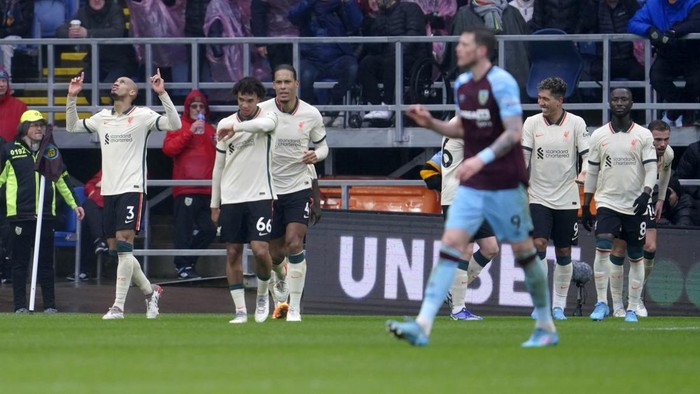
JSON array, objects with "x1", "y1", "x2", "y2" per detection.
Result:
[
  {"x1": 581, "y1": 88, "x2": 657, "y2": 323},
  {"x1": 608, "y1": 119, "x2": 673, "y2": 318},
  {"x1": 440, "y1": 134, "x2": 499, "y2": 321},
  {"x1": 66, "y1": 69, "x2": 182, "y2": 319},
  {"x1": 260, "y1": 65, "x2": 329, "y2": 322},
  {"x1": 521, "y1": 77, "x2": 589, "y2": 320},
  {"x1": 212, "y1": 76, "x2": 280, "y2": 324}
]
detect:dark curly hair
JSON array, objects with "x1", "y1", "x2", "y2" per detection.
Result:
[
  {"x1": 232, "y1": 76, "x2": 267, "y2": 100},
  {"x1": 537, "y1": 77, "x2": 567, "y2": 99}
]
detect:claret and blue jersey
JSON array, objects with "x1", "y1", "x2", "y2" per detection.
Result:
[{"x1": 453, "y1": 66, "x2": 528, "y2": 190}]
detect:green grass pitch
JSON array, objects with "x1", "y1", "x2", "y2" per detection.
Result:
[{"x1": 0, "y1": 314, "x2": 698, "y2": 393}]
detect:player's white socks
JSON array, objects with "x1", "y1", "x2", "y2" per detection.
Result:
[
  {"x1": 609, "y1": 255, "x2": 625, "y2": 312},
  {"x1": 272, "y1": 257, "x2": 288, "y2": 280},
  {"x1": 130, "y1": 255, "x2": 153, "y2": 295},
  {"x1": 467, "y1": 255, "x2": 484, "y2": 284},
  {"x1": 593, "y1": 249, "x2": 611, "y2": 304},
  {"x1": 229, "y1": 285, "x2": 246, "y2": 313},
  {"x1": 287, "y1": 251, "x2": 307, "y2": 312},
  {"x1": 552, "y1": 263, "x2": 572, "y2": 310},
  {"x1": 450, "y1": 266, "x2": 469, "y2": 314},
  {"x1": 114, "y1": 254, "x2": 134, "y2": 310},
  {"x1": 628, "y1": 259, "x2": 645, "y2": 311},
  {"x1": 257, "y1": 275, "x2": 270, "y2": 296},
  {"x1": 538, "y1": 254, "x2": 548, "y2": 282}
]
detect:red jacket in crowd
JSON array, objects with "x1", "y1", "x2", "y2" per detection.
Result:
[
  {"x1": 0, "y1": 67, "x2": 28, "y2": 142},
  {"x1": 84, "y1": 169, "x2": 104, "y2": 208},
  {"x1": 162, "y1": 89, "x2": 216, "y2": 198}
]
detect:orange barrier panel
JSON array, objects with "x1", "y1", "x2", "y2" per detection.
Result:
[{"x1": 320, "y1": 185, "x2": 441, "y2": 214}]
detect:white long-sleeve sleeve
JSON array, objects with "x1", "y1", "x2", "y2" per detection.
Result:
[
  {"x1": 65, "y1": 96, "x2": 90, "y2": 133},
  {"x1": 156, "y1": 92, "x2": 182, "y2": 131},
  {"x1": 313, "y1": 138, "x2": 329, "y2": 161},
  {"x1": 210, "y1": 150, "x2": 225, "y2": 209}
]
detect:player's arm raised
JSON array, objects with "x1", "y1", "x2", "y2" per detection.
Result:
[
  {"x1": 65, "y1": 72, "x2": 93, "y2": 133},
  {"x1": 406, "y1": 105, "x2": 462, "y2": 138}
]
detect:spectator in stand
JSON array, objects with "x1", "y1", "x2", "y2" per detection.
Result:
[
  {"x1": 185, "y1": 0, "x2": 212, "y2": 83},
  {"x1": 0, "y1": 0, "x2": 33, "y2": 79},
  {"x1": 509, "y1": 0, "x2": 534, "y2": 22},
  {"x1": 658, "y1": 174, "x2": 695, "y2": 227},
  {"x1": 529, "y1": 0, "x2": 588, "y2": 33},
  {"x1": 252, "y1": 0, "x2": 299, "y2": 73},
  {"x1": 0, "y1": 66, "x2": 26, "y2": 142},
  {"x1": 68, "y1": 169, "x2": 110, "y2": 281},
  {"x1": 676, "y1": 138, "x2": 700, "y2": 206},
  {"x1": 288, "y1": 0, "x2": 363, "y2": 128},
  {"x1": 628, "y1": 0, "x2": 700, "y2": 127},
  {"x1": 360, "y1": 0, "x2": 429, "y2": 122},
  {"x1": 162, "y1": 89, "x2": 217, "y2": 279},
  {"x1": 56, "y1": 0, "x2": 137, "y2": 91},
  {"x1": 406, "y1": 0, "x2": 458, "y2": 65},
  {"x1": 583, "y1": 0, "x2": 644, "y2": 82},
  {"x1": 204, "y1": 0, "x2": 272, "y2": 104},
  {"x1": 129, "y1": 0, "x2": 188, "y2": 95},
  {"x1": 445, "y1": 2, "x2": 530, "y2": 92}
]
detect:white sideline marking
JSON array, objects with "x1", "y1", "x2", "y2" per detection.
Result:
[{"x1": 621, "y1": 326, "x2": 700, "y2": 331}]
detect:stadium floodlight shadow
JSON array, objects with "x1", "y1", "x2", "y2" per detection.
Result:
[{"x1": 571, "y1": 260, "x2": 593, "y2": 317}]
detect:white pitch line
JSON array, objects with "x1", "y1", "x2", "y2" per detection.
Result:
[{"x1": 621, "y1": 326, "x2": 700, "y2": 331}]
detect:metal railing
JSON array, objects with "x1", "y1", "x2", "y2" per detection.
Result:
[{"x1": 11, "y1": 34, "x2": 700, "y2": 142}]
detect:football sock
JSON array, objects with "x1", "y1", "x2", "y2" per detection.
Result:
[
  {"x1": 518, "y1": 249, "x2": 555, "y2": 332},
  {"x1": 114, "y1": 242, "x2": 135, "y2": 310},
  {"x1": 628, "y1": 258, "x2": 645, "y2": 311},
  {"x1": 257, "y1": 273, "x2": 270, "y2": 296},
  {"x1": 450, "y1": 259, "x2": 469, "y2": 314},
  {"x1": 229, "y1": 284, "x2": 246, "y2": 312},
  {"x1": 552, "y1": 256, "x2": 572, "y2": 310},
  {"x1": 129, "y1": 255, "x2": 153, "y2": 295},
  {"x1": 609, "y1": 254, "x2": 625, "y2": 311},
  {"x1": 272, "y1": 257, "x2": 288, "y2": 280},
  {"x1": 417, "y1": 246, "x2": 459, "y2": 335},
  {"x1": 287, "y1": 251, "x2": 307, "y2": 311},
  {"x1": 593, "y1": 239, "x2": 612, "y2": 304},
  {"x1": 467, "y1": 252, "x2": 487, "y2": 284}
]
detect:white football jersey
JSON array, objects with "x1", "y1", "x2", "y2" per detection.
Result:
[
  {"x1": 440, "y1": 137, "x2": 463, "y2": 206},
  {"x1": 258, "y1": 98, "x2": 327, "y2": 195},
  {"x1": 213, "y1": 108, "x2": 277, "y2": 205},
  {"x1": 522, "y1": 111, "x2": 589, "y2": 209},
  {"x1": 657, "y1": 145, "x2": 674, "y2": 200},
  {"x1": 66, "y1": 93, "x2": 181, "y2": 196},
  {"x1": 588, "y1": 122, "x2": 656, "y2": 215}
]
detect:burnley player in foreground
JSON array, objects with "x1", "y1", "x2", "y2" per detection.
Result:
[
  {"x1": 387, "y1": 26, "x2": 557, "y2": 347},
  {"x1": 66, "y1": 70, "x2": 182, "y2": 319}
]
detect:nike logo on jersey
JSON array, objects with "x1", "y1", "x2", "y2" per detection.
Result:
[
  {"x1": 125, "y1": 219, "x2": 134, "y2": 224},
  {"x1": 259, "y1": 232, "x2": 268, "y2": 237},
  {"x1": 535, "y1": 133, "x2": 544, "y2": 137},
  {"x1": 602, "y1": 142, "x2": 610, "y2": 147}
]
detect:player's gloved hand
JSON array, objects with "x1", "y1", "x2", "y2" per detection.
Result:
[
  {"x1": 633, "y1": 192, "x2": 651, "y2": 215},
  {"x1": 581, "y1": 205, "x2": 595, "y2": 232}
]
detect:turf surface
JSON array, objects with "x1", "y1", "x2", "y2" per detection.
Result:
[{"x1": 0, "y1": 314, "x2": 697, "y2": 393}]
